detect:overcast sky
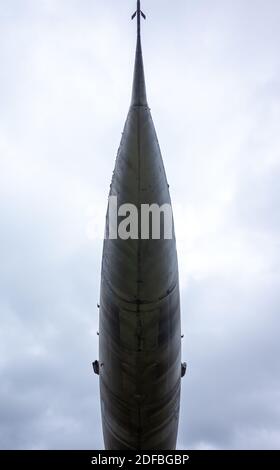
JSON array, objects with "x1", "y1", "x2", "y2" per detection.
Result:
[{"x1": 1, "y1": 0, "x2": 280, "y2": 450}]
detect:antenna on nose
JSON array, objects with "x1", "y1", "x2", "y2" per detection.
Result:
[{"x1": 131, "y1": 0, "x2": 146, "y2": 38}]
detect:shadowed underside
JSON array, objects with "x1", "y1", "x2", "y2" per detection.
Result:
[{"x1": 98, "y1": 2, "x2": 182, "y2": 450}]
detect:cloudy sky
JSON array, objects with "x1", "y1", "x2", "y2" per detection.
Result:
[{"x1": 1, "y1": 0, "x2": 280, "y2": 450}]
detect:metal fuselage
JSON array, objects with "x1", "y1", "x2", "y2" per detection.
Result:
[{"x1": 98, "y1": 7, "x2": 182, "y2": 450}]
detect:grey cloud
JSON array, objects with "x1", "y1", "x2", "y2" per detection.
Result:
[{"x1": 1, "y1": 0, "x2": 280, "y2": 450}]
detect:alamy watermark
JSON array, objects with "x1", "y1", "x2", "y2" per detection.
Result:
[{"x1": 107, "y1": 196, "x2": 174, "y2": 240}]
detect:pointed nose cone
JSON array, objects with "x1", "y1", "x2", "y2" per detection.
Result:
[
  {"x1": 131, "y1": 32, "x2": 148, "y2": 107},
  {"x1": 99, "y1": 5, "x2": 182, "y2": 451}
]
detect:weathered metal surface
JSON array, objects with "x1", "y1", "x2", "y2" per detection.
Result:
[{"x1": 98, "y1": 1, "x2": 182, "y2": 450}]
